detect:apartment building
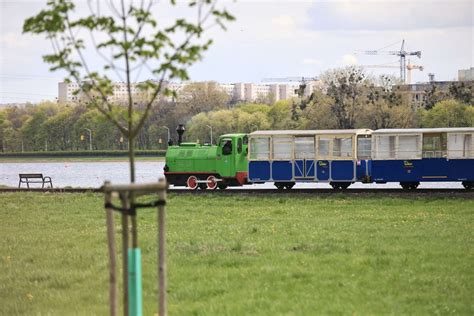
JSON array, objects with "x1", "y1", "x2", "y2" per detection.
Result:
[
  {"x1": 58, "y1": 81, "x2": 150, "y2": 103},
  {"x1": 395, "y1": 81, "x2": 456, "y2": 109},
  {"x1": 458, "y1": 67, "x2": 474, "y2": 81},
  {"x1": 58, "y1": 80, "x2": 321, "y2": 104},
  {"x1": 58, "y1": 82, "x2": 82, "y2": 103}
]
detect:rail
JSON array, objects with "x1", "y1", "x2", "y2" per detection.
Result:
[{"x1": 1, "y1": 187, "x2": 472, "y2": 196}]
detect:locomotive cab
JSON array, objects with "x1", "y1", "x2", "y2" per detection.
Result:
[{"x1": 215, "y1": 134, "x2": 248, "y2": 185}]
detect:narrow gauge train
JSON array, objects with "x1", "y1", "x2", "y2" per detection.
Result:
[{"x1": 164, "y1": 126, "x2": 474, "y2": 189}]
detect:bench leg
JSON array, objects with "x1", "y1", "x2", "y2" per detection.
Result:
[
  {"x1": 18, "y1": 180, "x2": 21, "y2": 188},
  {"x1": 27, "y1": 182, "x2": 29, "y2": 189}
]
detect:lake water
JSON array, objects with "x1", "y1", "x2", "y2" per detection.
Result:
[{"x1": 0, "y1": 161, "x2": 463, "y2": 189}]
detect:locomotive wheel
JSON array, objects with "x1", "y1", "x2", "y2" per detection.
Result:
[
  {"x1": 186, "y1": 176, "x2": 198, "y2": 190},
  {"x1": 462, "y1": 181, "x2": 473, "y2": 189},
  {"x1": 275, "y1": 183, "x2": 285, "y2": 190},
  {"x1": 206, "y1": 176, "x2": 218, "y2": 190}
]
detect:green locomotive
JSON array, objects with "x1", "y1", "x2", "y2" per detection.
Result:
[{"x1": 164, "y1": 125, "x2": 249, "y2": 189}]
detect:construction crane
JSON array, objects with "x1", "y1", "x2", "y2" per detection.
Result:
[
  {"x1": 358, "y1": 39, "x2": 421, "y2": 83},
  {"x1": 362, "y1": 60, "x2": 424, "y2": 84}
]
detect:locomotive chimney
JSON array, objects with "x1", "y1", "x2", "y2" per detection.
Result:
[{"x1": 176, "y1": 124, "x2": 185, "y2": 145}]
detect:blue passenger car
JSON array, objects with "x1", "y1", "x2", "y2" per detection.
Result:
[
  {"x1": 371, "y1": 128, "x2": 474, "y2": 189},
  {"x1": 248, "y1": 129, "x2": 373, "y2": 189}
]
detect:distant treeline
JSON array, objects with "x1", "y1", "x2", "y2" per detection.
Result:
[{"x1": 1, "y1": 67, "x2": 472, "y2": 152}]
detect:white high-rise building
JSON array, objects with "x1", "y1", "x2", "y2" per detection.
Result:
[
  {"x1": 458, "y1": 67, "x2": 474, "y2": 81},
  {"x1": 58, "y1": 80, "x2": 321, "y2": 104},
  {"x1": 58, "y1": 81, "x2": 150, "y2": 103},
  {"x1": 58, "y1": 82, "x2": 82, "y2": 103}
]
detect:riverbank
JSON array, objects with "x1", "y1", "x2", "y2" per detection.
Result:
[
  {"x1": 1, "y1": 193, "x2": 472, "y2": 315},
  {"x1": 0, "y1": 149, "x2": 166, "y2": 162},
  {"x1": 0, "y1": 156, "x2": 164, "y2": 163}
]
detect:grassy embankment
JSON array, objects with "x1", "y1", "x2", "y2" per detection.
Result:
[{"x1": 1, "y1": 193, "x2": 473, "y2": 315}]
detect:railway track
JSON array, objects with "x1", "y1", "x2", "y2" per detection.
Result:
[{"x1": 1, "y1": 187, "x2": 473, "y2": 197}]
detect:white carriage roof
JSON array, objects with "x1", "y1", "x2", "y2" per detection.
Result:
[
  {"x1": 373, "y1": 127, "x2": 474, "y2": 134},
  {"x1": 249, "y1": 129, "x2": 373, "y2": 136}
]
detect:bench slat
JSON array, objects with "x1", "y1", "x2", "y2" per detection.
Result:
[{"x1": 19, "y1": 174, "x2": 43, "y2": 178}]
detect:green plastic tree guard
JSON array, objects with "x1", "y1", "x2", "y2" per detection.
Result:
[{"x1": 128, "y1": 248, "x2": 143, "y2": 316}]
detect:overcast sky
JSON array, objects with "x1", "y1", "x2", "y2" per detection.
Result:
[{"x1": 0, "y1": 0, "x2": 473, "y2": 103}]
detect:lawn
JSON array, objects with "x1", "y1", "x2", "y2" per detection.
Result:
[{"x1": 1, "y1": 193, "x2": 473, "y2": 315}]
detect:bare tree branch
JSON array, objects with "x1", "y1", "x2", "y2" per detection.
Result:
[
  {"x1": 130, "y1": 0, "x2": 154, "y2": 43},
  {"x1": 107, "y1": 0, "x2": 123, "y2": 19},
  {"x1": 65, "y1": 12, "x2": 122, "y2": 129}
]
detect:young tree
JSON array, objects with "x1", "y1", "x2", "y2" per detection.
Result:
[
  {"x1": 23, "y1": 0, "x2": 234, "y2": 182},
  {"x1": 448, "y1": 81, "x2": 473, "y2": 105},
  {"x1": 421, "y1": 99, "x2": 474, "y2": 127},
  {"x1": 422, "y1": 84, "x2": 446, "y2": 110},
  {"x1": 302, "y1": 91, "x2": 339, "y2": 129},
  {"x1": 321, "y1": 66, "x2": 369, "y2": 129}
]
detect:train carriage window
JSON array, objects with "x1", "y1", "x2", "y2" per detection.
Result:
[
  {"x1": 465, "y1": 134, "x2": 473, "y2": 158},
  {"x1": 243, "y1": 135, "x2": 248, "y2": 145},
  {"x1": 357, "y1": 136, "x2": 372, "y2": 159},
  {"x1": 397, "y1": 135, "x2": 421, "y2": 159},
  {"x1": 423, "y1": 133, "x2": 447, "y2": 158},
  {"x1": 272, "y1": 137, "x2": 293, "y2": 160},
  {"x1": 376, "y1": 135, "x2": 396, "y2": 159},
  {"x1": 295, "y1": 137, "x2": 315, "y2": 159},
  {"x1": 249, "y1": 137, "x2": 270, "y2": 160},
  {"x1": 389, "y1": 136, "x2": 396, "y2": 158},
  {"x1": 333, "y1": 137, "x2": 352, "y2": 158},
  {"x1": 448, "y1": 133, "x2": 473, "y2": 158},
  {"x1": 318, "y1": 137, "x2": 330, "y2": 158}
]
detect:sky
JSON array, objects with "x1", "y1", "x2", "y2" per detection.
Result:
[{"x1": 0, "y1": 0, "x2": 473, "y2": 104}]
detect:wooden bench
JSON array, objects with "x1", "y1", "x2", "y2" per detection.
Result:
[{"x1": 18, "y1": 173, "x2": 53, "y2": 188}]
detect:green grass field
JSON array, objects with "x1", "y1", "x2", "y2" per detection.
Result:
[{"x1": 1, "y1": 193, "x2": 473, "y2": 315}]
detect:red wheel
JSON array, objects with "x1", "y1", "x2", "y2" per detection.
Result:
[
  {"x1": 207, "y1": 176, "x2": 218, "y2": 190},
  {"x1": 186, "y1": 176, "x2": 198, "y2": 190}
]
